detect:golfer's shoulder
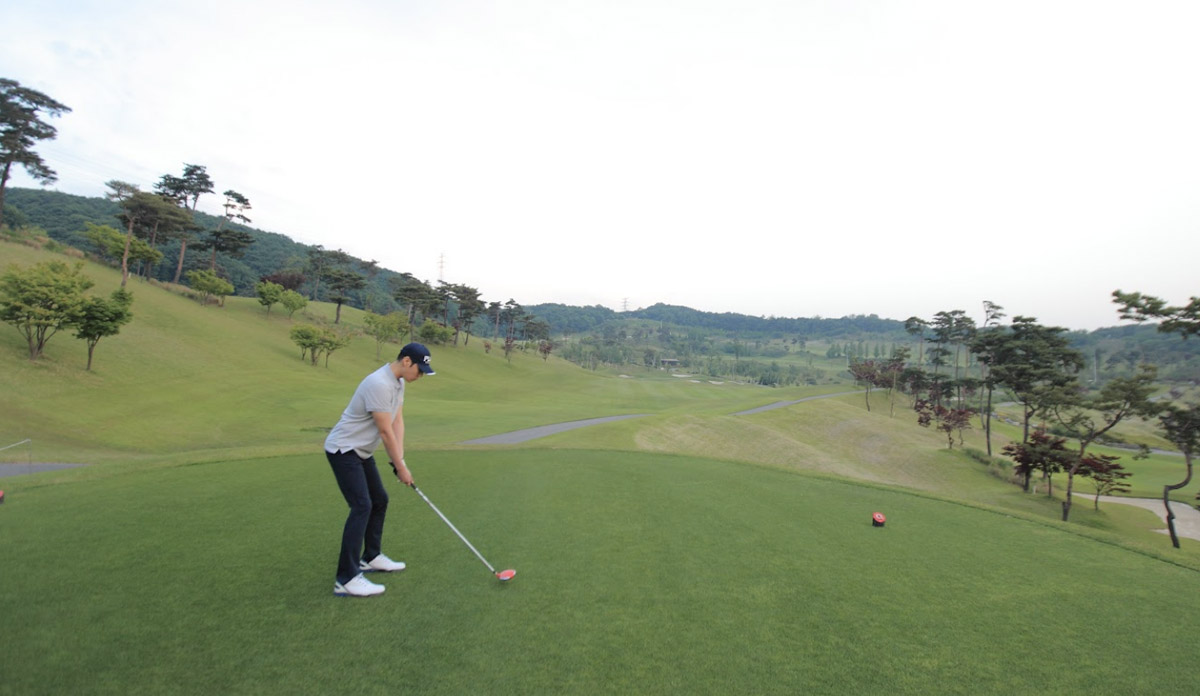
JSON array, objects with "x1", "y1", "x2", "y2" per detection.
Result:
[{"x1": 360, "y1": 365, "x2": 401, "y2": 395}]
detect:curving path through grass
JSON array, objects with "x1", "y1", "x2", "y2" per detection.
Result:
[
  {"x1": 457, "y1": 391, "x2": 1200, "y2": 542},
  {"x1": 459, "y1": 414, "x2": 652, "y2": 445},
  {"x1": 1071, "y1": 491, "x2": 1200, "y2": 541}
]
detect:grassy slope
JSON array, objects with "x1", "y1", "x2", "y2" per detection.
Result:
[
  {"x1": 4, "y1": 240, "x2": 1200, "y2": 692},
  {"x1": 0, "y1": 240, "x2": 859, "y2": 468}
]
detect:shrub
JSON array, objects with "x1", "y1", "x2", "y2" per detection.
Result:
[{"x1": 416, "y1": 319, "x2": 453, "y2": 345}]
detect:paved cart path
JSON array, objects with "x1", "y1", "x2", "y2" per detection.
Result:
[
  {"x1": 731, "y1": 390, "x2": 866, "y2": 416},
  {"x1": 0, "y1": 462, "x2": 88, "y2": 479},
  {"x1": 459, "y1": 414, "x2": 652, "y2": 445},
  {"x1": 458, "y1": 390, "x2": 865, "y2": 445},
  {"x1": 1070, "y1": 491, "x2": 1200, "y2": 541}
]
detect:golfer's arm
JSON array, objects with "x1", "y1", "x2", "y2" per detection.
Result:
[{"x1": 373, "y1": 409, "x2": 405, "y2": 468}]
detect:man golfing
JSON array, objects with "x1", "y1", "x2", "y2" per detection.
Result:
[{"x1": 324, "y1": 342, "x2": 434, "y2": 597}]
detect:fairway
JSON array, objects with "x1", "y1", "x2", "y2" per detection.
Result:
[{"x1": 3, "y1": 449, "x2": 1198, "y2": 695}]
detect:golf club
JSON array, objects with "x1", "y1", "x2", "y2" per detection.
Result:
[{"x1": 392, "y1": 463, "x2": 515, "y2": 582}]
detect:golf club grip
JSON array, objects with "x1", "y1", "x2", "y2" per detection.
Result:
[{"x1": 388, "y1": 461, "x2": 413, "y2": 486}]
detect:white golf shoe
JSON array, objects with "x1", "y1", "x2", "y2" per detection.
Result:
[
  {"x1": 360, "y1": 554, "x2": 406, "y2": 572},
  {"x1": 333, "y1": 573, "x2": 385, "y2": 597}
]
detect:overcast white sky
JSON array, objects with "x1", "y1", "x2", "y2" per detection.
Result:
[{"x1": 3, "y1": 0, "x2": 1198, "y2": 331}]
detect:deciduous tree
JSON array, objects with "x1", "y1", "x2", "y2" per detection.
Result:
[
  {"x1": 915, "y1": 391, "x2": 974, "y2": 449},
  {"x1": 85, "y1": 222, "x2": 162, "y2": 272},
  {"x1": 290, "y1": 324, "x2": 322, "y2": 363},
  {"x1": 417, "y1": 318, "x2": 453, "y2": 345},
  {"x1": 280, "y1": 289, "x2": 307, "y2": 318},
  {"x1": 288, "y1": 324, "x2": 351, "y2": 366},
  {"x1": 0, "y1": 260, "x2": 92, "y2": 359},
  {"x1": 316, "y1": 328, "x2": 351, "y2": 367},
  {"x1": 186, "y1": 269, "x2": 234, "y2": 306},
  {"x1": 364, "y1": 311, "x2": 407, "y2": 359},
  {"x1": 73, "y1": 288, "x2": 133, "y2": 370},
  {"x1": 1078, "y1": 452, "x2": 1131, "y2": 511},
  {"x1": 1002, "y1": 429, "x2": 1073, "y2": 494},
  {"x1": 255, "y1": 281, "x2": 284, "y2": 315}
]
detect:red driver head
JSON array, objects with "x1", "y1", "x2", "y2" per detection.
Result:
[{"x1": 496, "y1": 569, "x2": 517, "y2": 582}]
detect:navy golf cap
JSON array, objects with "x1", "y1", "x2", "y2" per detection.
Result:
[{"x1": 399, "y1": 343, "x2": 435, "y2": 375}]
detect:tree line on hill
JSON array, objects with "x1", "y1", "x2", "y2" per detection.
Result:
[
  {"x1": 843, "y1": 297, "x2": 1200, "y2": 539},
  {"x1": 8, "y1": 182, "x2": 1198, "y2": 385}
]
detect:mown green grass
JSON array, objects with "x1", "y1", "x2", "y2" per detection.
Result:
[
  {"x1": 4, "y1": 449, "x2": 1200, "y2": 695},
  {"x1": 4, "y1": 240, "x2": 1200, "y2": 694}
]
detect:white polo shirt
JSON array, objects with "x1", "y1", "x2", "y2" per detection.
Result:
[{"x1": 324, "y1": 363, "x2": 405, "y2": 458}]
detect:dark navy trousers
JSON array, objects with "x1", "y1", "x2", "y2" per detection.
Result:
[{"x1": 327, "y1": 450, "x2": 389, "y2": 585}]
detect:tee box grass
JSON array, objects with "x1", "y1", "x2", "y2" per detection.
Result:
[{"x1": 4, "y1": 449, "x2": 1200, "y2": 695}]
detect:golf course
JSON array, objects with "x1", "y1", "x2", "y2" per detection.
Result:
[{"x1": 3, "y1": 239, "x2": 1200, "y2": 695}]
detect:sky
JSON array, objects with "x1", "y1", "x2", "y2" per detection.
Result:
[{"x1": 3, "y1": 0, "x2": 1198, "y2": 332}]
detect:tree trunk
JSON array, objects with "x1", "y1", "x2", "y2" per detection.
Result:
[
  {"x1": 120, "y1": 218, "x2": 135, "y2": 288},
  {"x1": 0, "y1": 161, "x2": 11, "y2": 229},
  {"x1": 173, "y1": 238, "x2": 189, "y2": 284},
  {"x1": 144, "y1": 223, "x2": 160, "y2": 279},
  {"x1": 1062, "y1": 461, "x2": 1082, "y2": 521},
  {"x1": 210, "y1": 219, "x2": 227, "y2": 271},
  {"x1": 1163, "y1": 450, "x2": 1194, "y2": 549},
  {"x1": 983, "y1": 388, "x2": 994, "y2": 456},
  {"x1": 86, "y1": 340, "x2": 97, "y2": 371}
]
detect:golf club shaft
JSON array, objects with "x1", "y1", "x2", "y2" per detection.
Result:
[{"x1": 410, "y1": 484, "x2": 498, "y2": 574}]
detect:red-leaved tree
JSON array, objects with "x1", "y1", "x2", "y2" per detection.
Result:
[
  {"x1": 1001, "y1": 428, "x2": 1073, "y2": 494},
  {"x1": 1077, "y1": 452, "x2": 1131, "y2": 510}
]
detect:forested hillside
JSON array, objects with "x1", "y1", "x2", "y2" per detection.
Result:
[
  {"x1": 6, "y1": 187, "x2": 1199, "y2": 385},
  {"x1": 3, "y1": 187, "x2": 406, "y2": 312}
]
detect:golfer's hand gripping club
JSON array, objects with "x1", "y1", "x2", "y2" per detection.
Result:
[{"x1": 389, "y1": 459, "x2": 413, "y2": 486}]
